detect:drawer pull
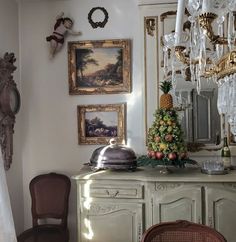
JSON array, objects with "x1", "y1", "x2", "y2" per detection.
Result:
[
  {"x1": 82, "y1": 185, "x2": 143, "y2": 199},
  {"x1": 106, "y1": 190, "x2": 119, "y2": 197}
]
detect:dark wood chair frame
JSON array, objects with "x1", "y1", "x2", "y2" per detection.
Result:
[
  {"x1": 17, "y1": 173, "x2": 71, "y2": 242},
  {"x1": 141, "y1": 220, "x2": 227, "y2": 242}
]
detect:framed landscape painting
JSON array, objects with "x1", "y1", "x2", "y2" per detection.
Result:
[
  {"x1": 77, "y1": 103, "x2": 126, "y2": 145},
  {"x1": 68, "y1": 39, "x2": 131, "y2": 94}
]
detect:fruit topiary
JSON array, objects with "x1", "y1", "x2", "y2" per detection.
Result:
[{"x1": 146, "y1": 108, "x2": 188, "y2": 167}]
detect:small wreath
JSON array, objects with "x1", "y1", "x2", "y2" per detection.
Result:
[{"x1": 88, "y1": 7, "x2": 109, "y2": 29}]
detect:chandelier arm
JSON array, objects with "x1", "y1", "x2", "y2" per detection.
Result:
[
  {"x1": 174, "y1": 46, "x2": 190, "y2": 65},
  {"x1": 203, "y1": 51, "x2": 236, "y2": 80},
  {"x1": 203, "y1": 69, "x2": 216, "y2": 79},
  {"x1": 216, "y1": 51, "x2": 236, "y2": 79},
  {"x1": 175, "y1": 46, "x2": 199, "y2": 65},
  {"x1": 198, "y1": 13, "x2": 232, "y2": 45},
  {"x1": 198, "y1": 13, "x2": 219, "y2": 42},
  {"x1": 214, "y1": 37, "x2": 228, "y2": 45},
  {"x1": 172, "y1": 12, "x2": 236, "y2": 83}
]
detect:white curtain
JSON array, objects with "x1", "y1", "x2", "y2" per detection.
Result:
[{"x1": 0, "y1": 152, "x2": 17, "y2": 242}]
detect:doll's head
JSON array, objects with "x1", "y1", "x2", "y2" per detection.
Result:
[{"x1": 63, "y1": 18, "x2": 73, "y2": 29}]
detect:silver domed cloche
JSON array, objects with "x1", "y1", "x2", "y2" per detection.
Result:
[{"x1": 90, "y1": 139, "x2": 137, "y2": 171}]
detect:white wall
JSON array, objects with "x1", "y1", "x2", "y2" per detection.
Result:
[
  {"x1": 8, "y1": 0, "x2": 233, "y2": 240},
  {"x1": 18, "y1": 0, "x2": 143, "y2": 241},
  {"x1": 0, "y1": 0, "x2": 24, "y2": 235}
]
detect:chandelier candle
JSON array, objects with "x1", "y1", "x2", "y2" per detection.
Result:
[
  {"x1": 175, "y1": 0, "x2": 186, "y2": 45},
  {"x1": 202, "y1": 0, "x2": 211, "y2": 13}
]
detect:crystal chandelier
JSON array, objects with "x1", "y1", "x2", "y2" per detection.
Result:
[{"x1": 163, "y1": 0, "x2": 236, "y2": 137}]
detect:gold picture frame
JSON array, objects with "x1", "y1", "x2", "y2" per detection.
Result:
[
  {"x1": 77, "y1": 103, "x2": 126, "y2": 145},
  {"x1": 68, "y1": 39, "x2": 131, "y2": 95}
]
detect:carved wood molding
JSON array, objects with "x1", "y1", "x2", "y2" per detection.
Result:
[
  {"x1": 160, "y1": 10, "x2": 177, "y2": 22},
  {"x1": 160, "y1": 9, "x2": 190, "y2": 22},
  {"x1": 223, "y1": 183, "x2": 236, "y2": 190},
  {"x1": 145, "y1": 18, "x2": 156, "y2": 36},
  {"x1": 88, "y1": 204, "x2": 119, "y2": 215},
  {"x1": 155, "y1": 183, "x2": 183, "y2": 191},
  {"x1": 0, "y1": 52, "x2": 20, "y2": 170}
]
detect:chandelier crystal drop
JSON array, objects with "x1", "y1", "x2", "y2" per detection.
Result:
[{"x1": 163, "y1": 0, "x2": 236, "y2": 136}]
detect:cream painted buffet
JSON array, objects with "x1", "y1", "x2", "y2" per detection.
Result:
[{"x1": 73, "y1": 167, "x2": 236, "y2": 242}]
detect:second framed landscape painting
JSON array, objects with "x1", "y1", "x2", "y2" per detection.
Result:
[
  {"x1": 77, "y1": 103, "x2": 126, "y2": 145},
  {"x1": 68, "y1": 39, "x2": 131, "y2": 95}
]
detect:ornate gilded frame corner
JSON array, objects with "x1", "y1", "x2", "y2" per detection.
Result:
[
  {"x1": 68, "y1": 39, "x2": 131, "y2": 95},
  {"x1": 77, "y1": 103, "x2": 126, "y2": 145}
]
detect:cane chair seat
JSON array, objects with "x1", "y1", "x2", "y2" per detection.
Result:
[{"x1": 141, "y1": 220, "x2": 227, "y2": 242}]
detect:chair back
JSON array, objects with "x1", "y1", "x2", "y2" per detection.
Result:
[
  {"x1": 141, "y1": 220, "x2": 227, "y2": 242},
  {"x1": 30, "y1": 173, "x2": 71, "y2": 228}
]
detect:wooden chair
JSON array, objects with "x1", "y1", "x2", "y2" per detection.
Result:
[
  {"x1": 141, "y1": 220, "x2": 227, "y2": 242},
  {"x1": 17, "y1": 173, "x2": 71, "y2": 242}
]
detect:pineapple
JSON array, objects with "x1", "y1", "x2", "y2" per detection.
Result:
[{"x1": 160, "y1": 80, "x2": 173, "y2": 109}]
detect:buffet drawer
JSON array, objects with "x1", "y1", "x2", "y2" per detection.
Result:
[{"x1": 81, "y1": 183, "x2": 144, "y2": 199}]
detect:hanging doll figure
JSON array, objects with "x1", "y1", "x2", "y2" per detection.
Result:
[{"x1": 46, "y1": 12, "x2": 81, "y2": 58}]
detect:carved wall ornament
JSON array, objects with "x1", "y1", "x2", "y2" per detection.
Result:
[
  {"x1": 46, "y1": 12, "x2": 82, "y2": 58},
  {"x1": 0, "y1": 52, "x2": 20, "y2": 170},
  {"x1": 88, "y1": 7, "x2": 109, "y2": 29},
  {"x1": 145, "y1": 18, "x2": 156, "y2": 36}
]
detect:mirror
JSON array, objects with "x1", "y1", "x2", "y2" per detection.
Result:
[
  {"x1": 141, "y1": 4, "x2": 223, "y2": 151},
  {"x1": 174, "y1": 77, "x2": 221, "y2": 150}
]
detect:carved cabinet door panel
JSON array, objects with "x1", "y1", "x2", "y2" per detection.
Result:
[
  {"x1": 79, "y1": 201, "x2": 144, "y2": 242},
  {"x1": 205, "y1": 184, "x2": 236, "y2": 242},
  {"x1": 152, "y1": 183, "x2": 202, "y2": 224}
]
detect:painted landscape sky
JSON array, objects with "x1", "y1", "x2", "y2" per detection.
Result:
[
  {"x1": 76, "y1": 47, "x2": 123, "y2": 87},
  {"x1": 83, "y1": 48, "x2": 120, "y2": 75},
  {"x1": 85, "y1": 111, "x2": 117, "y2": 126}
]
